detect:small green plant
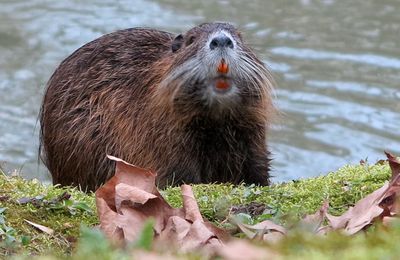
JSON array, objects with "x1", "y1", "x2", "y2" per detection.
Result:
[
  {"x1": 0, "y1": 207, "x2": 17, "y2": 243},
  {"x1": 74, "y1": 221, "x2": 156, "y2": 260},
  {"x1": 17, "y1": 191, "x2": 93, "y2": 216},
  {"x1": 134, "y1": 219, "x2": 155, "y2": 251},
  {"x1": 0, "y1": 207, "x2": 32, "y2": 256},
  {"x1": 74, "y1": 226, "x2": 116, "y2": 259}
]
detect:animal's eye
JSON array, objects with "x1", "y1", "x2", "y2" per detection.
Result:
[{"x1": 186, "y1": 36, "x2": 196, "y2": 46}]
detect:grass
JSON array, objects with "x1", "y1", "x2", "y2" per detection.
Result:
[
  {"x1": 0, "y1": 161, "x2": 394, "y2": 259},
  {"x1": 0, "y1": 174, "x2": 97, "y2": 257},
  {"x1": 164, "y1": 162, "x2": 390, "y2": 222}
]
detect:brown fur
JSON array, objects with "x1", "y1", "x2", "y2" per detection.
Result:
[{"x1": 40, "y1": 23, "x2": 275, "y2": 191}]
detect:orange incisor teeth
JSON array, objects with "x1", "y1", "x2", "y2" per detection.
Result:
[
  {"x1": 216, "y1": 79, "x2": 230, "y2": 90},
  {"x1": 217, "y1": 59, "x2": 229, "y2": 74}
]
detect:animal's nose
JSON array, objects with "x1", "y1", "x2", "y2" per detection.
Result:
[{"x1": 209, "y1": 35, "x2": 234, "y2": 50}]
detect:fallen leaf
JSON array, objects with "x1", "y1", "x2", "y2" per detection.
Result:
[
  {"x1": 231, "y1": 217, "x2": 286, "y2": 243},
  {"x1": 244, "y1": 220, "x2": 287, "y2": 235},
  {"x1": 95, "y1": 156, "x2": 227, "y2": 251},
  {"x1": 95, "y1": 197, "x2": 123, "y2": 241},
  {"x1": 299, "y1": 200, "x2": 329, "y2": 234},
  {"x1": 181, "y1": 184, "x2": 203, "y2": 222},
  {"x1": 324, "y1": 152, "x2": 400, "y2": 234},
  {"x1": 179, "y1": 220, "x2": 221, "y2": 252},
  {"x1": 326, "y1": 182, "x2": 388, "y2": 234},
  {"x1": 24, "y1": 219, "x2": 54, "y2": 235},
  {"x1": 262, "y1": 232, "x2": 285, "y2": 244},
  {"x1": 93, "y1": 151, "x2": 400, "y2": 257},
  {"x1": 96, "y1": 156, "x2": 181, "y2": 241},
  {"x1": 215, "y1": 239, "x2": 279, "y2": 260},
  {"x1": 115, "y1": 183, "x2": 158, "y2": 209},
  {"x1": 131, "y1": 250, "x2": 182, "y2": 260},
  {"x1": 385, "y1": 151, "x2": 400, "y2": 181},
  {"x1": 96, "y1": 155, "x2": 161, "y2": 212},
  {"x1": 117, "y1": 205, "x2": 153, "y2": 242},
  {"x1": 158, "y1": 216, "x2": 192, "y2": 243}
]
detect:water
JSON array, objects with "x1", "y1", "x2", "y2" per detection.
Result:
[{"x1": 0, "y1": 0, "x2": 399, "y2": 183}]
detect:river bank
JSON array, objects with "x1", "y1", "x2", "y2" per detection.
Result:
[{"x1": 0, "y1": 161, "x2": 396, "y2": 259}]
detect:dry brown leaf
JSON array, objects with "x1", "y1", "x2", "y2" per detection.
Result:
[
  {"x1": 181, "y1": 184, "x2": 203, "y2": 222},
  {"x1": 115, "y1": 183, "x2": 158, "y2": 208},
  {"x1": 96, "y1": 198, "x2": 123, "y2": 241},
  {"x1": 131, "y1": 250, "x2": 183, "y2": 260},
  {"x1": 385, "y1": 151, "x2": 400, "y2": 180},
  {"x1": 244, "y1": 220, "x2": 287, "y2": 235},
  {"x1": 326, "y1": 182, "x2": 388, "y2": 234},
  {"x1": 383, "y1": 154, "x2": 400, "y2": 217},
  {"x1": 132, "y1": 250, "x2": 177, "y2": 260},
  {"x1": 204, "y1": 222, "x2": 231, "y2": 242},
  {"x1": 96, "y1": 156, "x2": 182, "y2": 242},
  {"x1": 97, "y1": 155, "x2": 162, "y2": 210},
  {"x1": 325, "y1": 152, "x2": 400, "y2": 234},
  {"x1": 379, "y1": 178, "x2": 400, "y2": 216},
  {"x1": 179, "y1": 220, "x2": 221, "y2": 251},
  {"x1": 158, "y1": 216, "x2": 192, "y2": 242},
  {"x1": 95, "y1": 156, "x2": 227, "y2": 251},
  {"x1": 231, "y1": 217, "x2": 286, "y2": 243},
  {"x1": 299, "y1": 200, "x2": 329, "y2": 234},
  {"x1": 262, "y1": 232, "x2": 285, "y2": 244},
  {"x1": 216, "y1": 239, "x2": 279, "y2": 260},
  {"x1": 24, "y1": 219, "x2": 54, "y2": 235},
  {"x1": 94, "y1": 151, "x2": 400, "y2": 257}
]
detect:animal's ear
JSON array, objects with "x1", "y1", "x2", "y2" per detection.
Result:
[
  {"x1": 171, "y1": 34, "x2": 184, "y2": 53},
  {"x1": 237, "y1": 31, "x2": 243, "y2": 41}
]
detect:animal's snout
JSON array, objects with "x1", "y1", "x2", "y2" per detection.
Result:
[{"x1": 209, "y1": 35, "x2": 234, "y2": 50}]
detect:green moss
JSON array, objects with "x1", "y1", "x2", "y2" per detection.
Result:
[
  {"x1": 164, "y1": 163, "x2": 390, "y2": 222},
  {"x1": 0, "y1": 171, "x2": 97, "y2": 257},
  {"x1": 0, "y1": 162, "x2": 392, "y2": 258}
]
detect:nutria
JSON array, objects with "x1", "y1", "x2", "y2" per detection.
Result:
[{"x1": 40, "y1": 22, "x2": 275, "y2": 191}]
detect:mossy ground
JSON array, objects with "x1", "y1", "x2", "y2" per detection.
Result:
[{"x1": 0, "y1": 162, "x2": 395, "y2": 259}]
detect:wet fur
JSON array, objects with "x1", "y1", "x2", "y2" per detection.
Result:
[{"x1": 40, "y1": 23, "x2": 275, "y2": 191}]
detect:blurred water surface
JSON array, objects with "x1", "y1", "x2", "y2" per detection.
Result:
[{"x1": 0, "y1": 0, "x2": 399, "y2": 182}]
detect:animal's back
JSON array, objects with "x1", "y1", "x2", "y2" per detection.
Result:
[{"x1": 40, "y1": 28, "x2": 174, "y2": 190}]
